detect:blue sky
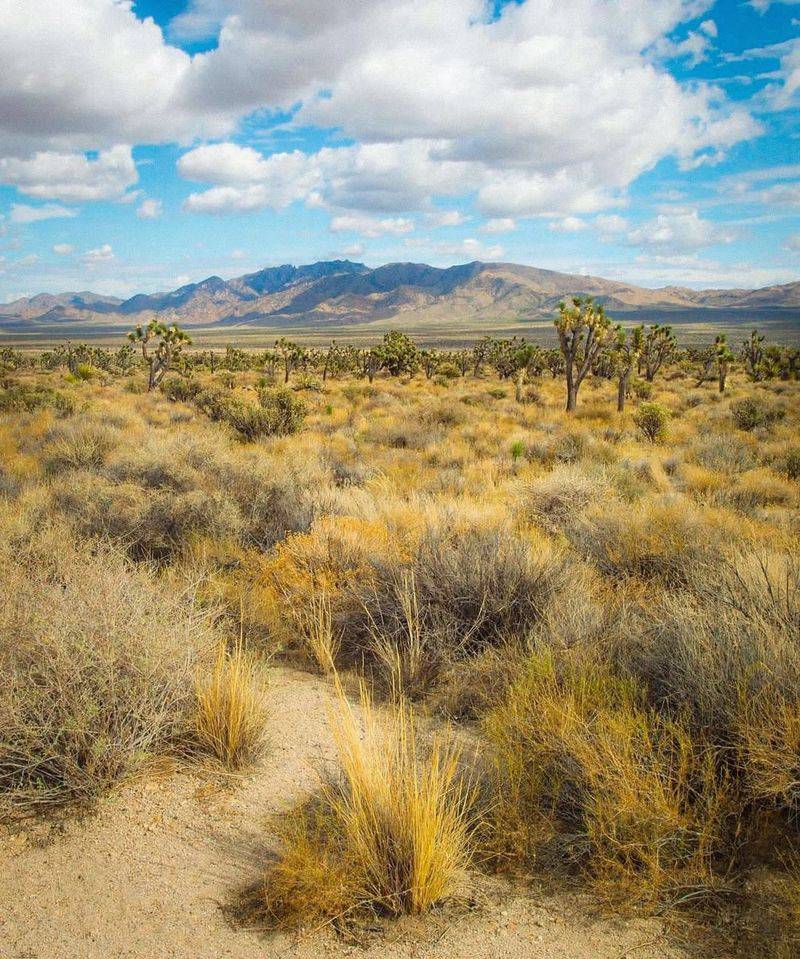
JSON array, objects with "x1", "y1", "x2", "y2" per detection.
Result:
[{"x1": 0, "y1": 0, "x2": 798, "y2": 302}]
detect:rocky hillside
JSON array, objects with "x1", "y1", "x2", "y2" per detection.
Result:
[{"x1": 1, "y1": 260, "x2": 798, "y2": 332}]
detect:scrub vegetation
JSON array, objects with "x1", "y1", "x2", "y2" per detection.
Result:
[{"x1": 0, "y1": 319, "x2": 798, "y2": 955}]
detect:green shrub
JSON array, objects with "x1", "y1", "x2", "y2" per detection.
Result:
[
  {"x1": 0, "y1": 383, "x2": 74, "y2": 415},
  {"x1": 731, "y1": 397, "x2": 785, "y2": 432},
  {"x1": 633, "y1": 402, "x2": 669, "y2": 442},
  {"x1": 258, "y1": 386, "x2": 307, "y2": 435}
]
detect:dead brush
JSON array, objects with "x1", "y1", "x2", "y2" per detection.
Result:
[
  {"x1": 194, "y1": 637, "x2": 268, "y2": 770},
  {"x1": 263, "y1": 678, "x2": 475, "y2": 926}
]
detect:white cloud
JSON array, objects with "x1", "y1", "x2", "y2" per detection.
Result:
[
  {"x1": 761, "y1": 181, "x2": 800, "y2": 205},
  {"x1": 0, "y1": 0, "x2": 762, "y2": 224},
  {"x1": 9, "y1": 203, "x2": 78, "y2": 224},
  {"x1": 480, "y1": 217, "x2": 516, "y2": 234},
  {"x1": 748, "y1": 0, "x2": 800, "y2": 13},
  {"x1": 425, "y1": 209, "x2": 468, "y2": 228},
  {"x1": 330, "y1": 214, "x2": 414, "y2": 237},
  {"x1": 700, "y1": 19, "x2": 717, "y2": 38},
  {"x1": 410, "y1": 236, "x2": 505, "y2": 261},
  {"x1": 548, "y1": 216, "x2": 587, "y2": 233},
  {"x1": 52, "y1": 243, "x2": 74, "y2": 255},
  {"x1": 628, "y1": 209, "x2": 736, "y2": 250},
  {"x1": 594, "y1": 214, "x2": 629, "y2": 235},
  {"x1": 0, "y1": 146, "x2": 137, "y2": 201},
  {"x1": 80, "y1": 243, "x2": 114, "y2": 265},
  {"x1": 136, "y1": 198, "x2": 163, "y2": 219},
  {"x1": 782, "y1": 232, "x2": 800, "y2": 251}
]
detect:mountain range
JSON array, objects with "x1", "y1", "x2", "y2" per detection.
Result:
[{"x1": 1, "y1": 260, "x2": 798, "y2": 337}]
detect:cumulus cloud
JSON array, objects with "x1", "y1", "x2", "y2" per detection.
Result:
[
  {"x1": 425, "y1": 210, "x2": 468, "y2": 228},
  {"x1": 53, "y1": 243, "x2": 74, "y2": 255},
  {"x1": 80, "y1": 243, "x2": 114, "y2": 265},
  {"x1": 0, "y1": 146, "x2": 137, "y2": 201},
  {"x1": 628, "y1": 209, "x2": 736, "y2": 250},
  {"x1": 0, "y1": 0, "x2": 763, "y2": 224},
  {"x1": 10, "y1": 203, "x2": 78, "y2": 224},
  {"x1": 137, "y1": 198, "x2": 163, "y2": 219},
  {"x1": 329, "y1": 214, "x2": 414, "y2": 237},
  {"x1": 548, "y1": 216, "x2": 587, "y2": 233},
  {"x1": 480, "y1": 217, "x2": 516, "y2": 234},
  {"x1": 594, "y1": 214, "x2": 629, "y2": 235}
]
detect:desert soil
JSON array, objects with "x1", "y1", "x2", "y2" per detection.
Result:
[{"x1": 0, "y1": 667, "x2": 687, "y2": 959}]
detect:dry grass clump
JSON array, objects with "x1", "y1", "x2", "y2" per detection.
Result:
[
  {"x1": 263, "y1": 683, "x2": 474, "y2": 927},
  {"x1": 568, "y1": 495, "x2": 726, "y2": 584},
  {"x1": 40, "y1": 417, "x2": 122, "y2": 473},
  {"x1": 342, "y1": 523, "x2": 567, "y2": 693},
  {"x1": 0, "y1": 532, "x2": 210, "y2": 812},
  {"x1": 194, "y1": 639, "x2": 269, "y2": 770},
  {"x1": 483, "y1": 649, "x2": 725, "y2": 902},
  {"x1": 521, "y1": 464, "x2": 602, "y2": 532}
]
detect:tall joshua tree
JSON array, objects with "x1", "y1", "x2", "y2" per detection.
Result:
[
  {"x1": 741, "y1": 329, "x2": 766, "y2": 381},
  {"x1": 128, "y1": 320, "x2": 192, "y2": 391},
  {"x1": 613, "y1": 324, "x2": 644, "y2": 413},
  {"x1": 715, "y1": 334, "x2": 734, "y2": 393},
  {"x1": 641, "y1": 324, "x2": 676, "y2": 382},
  {"x1": 554, "y1": 296, "x2": 614, "y2": 412}
]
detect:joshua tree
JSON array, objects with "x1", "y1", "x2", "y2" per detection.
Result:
[
  {"x1": 358, "y1": 347, "x2": 382, "y2": 383},
  {"x1": 378, "y1": 330, "x2": 418, "y2": 377},
  {"x1": 741, "y1": 329, "x2": 766, "y2": 381},
  {"x1": 641, "y1": 324, "x2": 676, "y2": 382},
  {"x1": 715, "y1": 334, "x2": 734, "y2": 393},
  {"x1": 554, "y1": 296, "x2": 615, "y2": 412},
  {"x1": 613, "y1": 325, "x2": 644, "y2": 413},
  {"x1": 471, "y1": 336, "x2": 494, "y2": 377},
  {"x1": 419, "y1": 349, "x2": 440, "y2": 380},
  {"x1": 128, "y1": 320, "x2": 192, "y2": 391},
  {"x1": 275, "y1": 337, "x2": 306, "y2": 383}
]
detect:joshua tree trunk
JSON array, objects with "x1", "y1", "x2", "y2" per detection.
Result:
[
  {"x1": 565, "y1": 365, "x2": 577, "y2": 412},
  {"x1": 617, "y1": 374, "x2": 627, "y2": 413}
]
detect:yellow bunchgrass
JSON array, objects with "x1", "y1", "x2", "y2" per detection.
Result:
[
  {"x1": 194, "y1": 638, "x2": 268, "y2": 770},
  {"x1": 263, "y1": 678, "x2": 475, "y2": 925}
]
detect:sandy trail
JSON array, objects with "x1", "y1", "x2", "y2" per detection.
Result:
[{"x1": 0, "y1": 667, "x2": 686, "y2": 959}]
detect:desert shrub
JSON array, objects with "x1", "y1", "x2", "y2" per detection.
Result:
[
  {"x1": 161, "y1": 376, "x2": 202, "y2": 403},
  {"x1": 731, "y1": 397, "x2": 785, "y2": 432},
  {"x1": 0, "y1": 536, "x2": 209, "y2": 811},
  {"x1": 338, "y1": 525, "x2": 566, "y2": 695},
  {"x1": 630, "y1": 379, "x2": 653, "y2": 400},
  {"x1": 626, "y1": 551, "x2": 799, "y2": 737},
  {"x1": 569, "y1": 496, "x2": 723, "y2": 584},
  {"x1": 0, "y1": 382, "x2": 74, "y2": 415},
  {"x1": 51, "y1": 472, "x2": 242, "y2": 558},
  {"x1": 722, "y1": 469, "x2": 795, "y2": 511},
  {"x1": 263, "y1": 685, "x2": 473, "y2": 926},
  {"x1": 483, "y1": 649, "x2": 725, "y2": 900},
  {"x1": 193, "y1": 640, "x2": 268, "y2": 770},
  {"x1": 692, "y1": 433, "x2": 757, "y2": 474},
  {"x1": 521, "y1": 464, "x2": 600, "y2": 533},
  {"x1": 430, "y1": 643, "x2": 524, "y2": 721},
  {"x1": 779, "y1": 448, "x2": 800, "y2": 481},
  {"x1": 257, "y1": 386, "x2": 307, "y2": 434},
  {"x1": 632, "y1": 402, "x2": 669, "y2": 442},
  {"x1": 41, "y1": 419, "x2": 122, "y2": 473},
  {"x1": 437, "y1": 362, "x2": 460, "y2": 379}
]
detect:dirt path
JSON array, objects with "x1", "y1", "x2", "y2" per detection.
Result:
[{"x1": 0, "y1": 667, "x2": 687, "y2": 959}]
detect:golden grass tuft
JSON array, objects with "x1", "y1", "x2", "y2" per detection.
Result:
[
  {"x1": 263, "y1": 680, "x2": 474, "y2": 926},
  {"x1": 194, "y1": 639, "x2": 268, "y2": 770}
]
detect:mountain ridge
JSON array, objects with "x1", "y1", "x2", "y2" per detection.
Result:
[{"x1": 2, "y1": 260, "x2": 798, "y2": 334}]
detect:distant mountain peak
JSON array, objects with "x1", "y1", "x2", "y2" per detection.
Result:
[{"x1": 1, "y1": 260, "x2": 797, "y2": 335}]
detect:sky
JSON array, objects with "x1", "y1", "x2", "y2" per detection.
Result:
[{"x1": 0, "y1": 0, "x2": 798, "y2": 303}]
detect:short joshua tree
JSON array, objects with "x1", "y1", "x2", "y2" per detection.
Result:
[{"x1": 128, "y1": 320, "x2": 192, "y2": 391}]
